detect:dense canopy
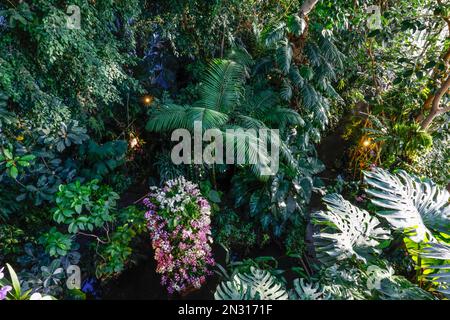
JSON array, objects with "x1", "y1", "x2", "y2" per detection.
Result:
[{"x1": 0, "y1": 0, "x2": 449, "y2": 301}]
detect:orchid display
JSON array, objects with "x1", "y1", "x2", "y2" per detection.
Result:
[{"x1": 143, "y1": 177, "x2": 215, "y2": 294}]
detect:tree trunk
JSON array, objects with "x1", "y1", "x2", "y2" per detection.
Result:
[
  {"x1": 299, "y1": 0, "x2": 320, "y2": 16},
  {"x1": 420, "y1": 76, "x2": 450, "y2": 130}
]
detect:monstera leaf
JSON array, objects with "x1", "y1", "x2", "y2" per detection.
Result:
[
  {"x1": 214, "y1": 279, "x2": 252, "y2": 300},
  {"x1": 214, "y1": 267, "x2": 288, "y2": 300},
  {"x1": 312, "y1": 194, "x2": 390, "y2": 265},
  {"x1": 421, "y1": 242, "x2": 450, "y2": 296},
  {"x1": 289, "y1": 279, "x2": 330, "y2": 300},
  {"x1": 365, "y1": 265, "x2": 434, "y2": 300},
  {"x1": 364, "y1": 168, "x2": 450, "y2": 242}
]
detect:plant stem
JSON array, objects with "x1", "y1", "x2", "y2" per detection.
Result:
[{"x1": 417, "y1": 242, "x2": 422, "y2": 287}]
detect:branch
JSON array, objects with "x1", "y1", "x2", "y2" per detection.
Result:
[
  {"x1": 437, "y1": 105, "x2": 450, "y2": 115},
  {"x1": 421, "y1": 75, "x2": 450, "y2": 130},
  {"x1": 416, "y1": 44, "x2": 450, "y2": 122},
  {"x1": 77, "y1": 231, "x2": 108, "y2": 244},
  {"x1": 299, "y1": 0, "x2": 320, "y2": 17}
]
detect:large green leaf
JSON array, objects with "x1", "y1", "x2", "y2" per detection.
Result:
[
  {"x1": 312, "y1": 194, "x2": 390, "y2": 265},
  {"x1": 215, "y1": 267, "x2": 288, "y2": 300},
  {"x1": 364, "y1": 168, "x2": 450, "y2": 242}
]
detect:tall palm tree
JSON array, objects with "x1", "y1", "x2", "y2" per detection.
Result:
[{"x1": 146, "y1": 51, "x2": 304, "y2": 179}]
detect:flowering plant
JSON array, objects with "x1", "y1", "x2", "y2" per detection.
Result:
[
  {"x1": 0, "y1": 264, "x2": 55, "y2": 300},
  {"x1": 143, "y1": 177, "x2": 215, "y2": 294},
  {"x1": 0, "y1": 267, "x2": 12, "y2": 300}
]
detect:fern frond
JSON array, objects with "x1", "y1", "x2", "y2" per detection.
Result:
[
  {"x1": 155, "y1": 152, "x2": 184, "y2": 182},
  {"x1": 301, "y1": 81, "x2": 319, "y2": 110},
  {"x1": 287, "y1": 15, "x2": 307, "y2": 36}
]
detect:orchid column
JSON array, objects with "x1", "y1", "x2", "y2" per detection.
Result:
[{"x1": 143, "y1": 177, "x2": 215, "y2": 294}]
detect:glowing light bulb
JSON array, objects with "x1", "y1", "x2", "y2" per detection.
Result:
[
  {"x1": 143, "y1": 95, "x2": 153, "y2": 106},
  {"x1": 362, "y1": 140, "x2": 371, "y2": 147}
]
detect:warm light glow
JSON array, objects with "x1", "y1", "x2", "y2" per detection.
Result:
[
  {"x1": 362, "y1": 140, "x2": 371, "y2": 147},
  {"x1": 143, "y1": 95, "x2": 153, "y2": 106},
  {"x1": 129, "y1": 132, "x2": 141, "y2": 149},
  {"x1": 130, "y1": 137, "x2": 139, "y2": 149}
]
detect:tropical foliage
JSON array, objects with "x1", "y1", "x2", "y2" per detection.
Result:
[{"x1": 0, "y1": 0, "x2": 448, "y2": 301}]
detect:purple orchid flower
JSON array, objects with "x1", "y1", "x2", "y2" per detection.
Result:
[{"x1": 0, "y1": 285, "x2": 12, "y2": 300}]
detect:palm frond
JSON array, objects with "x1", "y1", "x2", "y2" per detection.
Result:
[
  {"x1": 246, "y1": 89, "x2": 278, "y2": 114},
  {"x1": 198, "y1": 59, "x2": 246, "y2": 112},
  {"x1": 280, "y1": 79, "x2": 293, "y2": 101},
  {"x1": 227, "y1": 47, "x2": 254, "y2": 70},
  {"x1": 275, "y1": 39, "x2": 293, "y2": 75},
  {"x1": 264, "y1": 106, "x2": 305, "y2": 129},
  {"x1": 145, "y1": 104, "x2": 190, "y2": 132},
  {"x1": 318, "y1": 36, "x2": 344, "y2": 69},
  {"x1": 235, "y1": 114, "x2": 267, "y2": 130},
  {"x1": 289, "y1": 66, "x2": 305, "y2": 89},
  {"x1": 186, "y1": 107, "x2": 229, "y2": 130},
  {"x1": 262, "y1": 22, "x2": 287, "y2": 47},
  {"x1": 304, "y1": 42, "x2": 322, "y2": 67}
]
